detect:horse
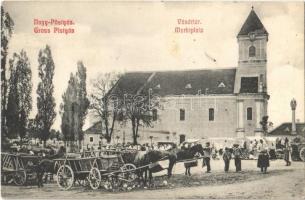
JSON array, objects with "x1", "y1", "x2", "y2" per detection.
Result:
[
  {"x1": 171, "y1": 143, "x2": 205, "y2": 176},
  {"x1": 120, "y1": 147, "x2": 176, "y2": 186},
  {"x1": 143, "y1": 150, "x2": 176, "y2": 185},
  {"x1": 36, "y1": 146, "x2": 65, "y2": 187},
  {"x1": 120, "y1": 148, "x2": 150, "y2": 186}
]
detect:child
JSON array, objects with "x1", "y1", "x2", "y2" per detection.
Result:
[{"x1": 223, "y1": 147, "x2": 232, "y2": 172}]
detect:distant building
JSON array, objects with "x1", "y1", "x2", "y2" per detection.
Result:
[
  {"x1": 268, "y1": 123, "x2": 305, "y2": 137},
  {"x1": 109, "y1": 8, "x2": 270, "y2": 144},
  {"x1": 83, "y1": 122, "x2": 104, "y2": 148}
]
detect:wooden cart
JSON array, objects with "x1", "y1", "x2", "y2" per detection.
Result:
[
  {"x1": 54, "y1": 153, "x2": 137, "y2": 190},
  {"x1": 1, "y1": 153, "x2": 41, "y2": 186}
]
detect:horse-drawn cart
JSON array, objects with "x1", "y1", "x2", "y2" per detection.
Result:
[
  {"x1": 1, "y1": 153, "x2": 41, "y2": 186},
  {"x1": 54, "y1": 153, "x2": 137, "y2": 190}
]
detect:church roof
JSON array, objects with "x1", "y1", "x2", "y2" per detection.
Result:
[
  {"x1": 111, "y1": 72, "x2": 152, "y2": 95},
  {"x1": 237, "y1": 9, "x2": 268, "y2": 37},
  {"x1": 268, "y1": 123, "x2": 305, "y2": 136},
  {"x1": 111, "y1": 68, "x2": 237, "y2": 96}
]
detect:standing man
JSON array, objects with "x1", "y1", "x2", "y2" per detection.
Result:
[
  {"x1": 283, "y1": 144, "x2": 291, "y2": 166},
  {"x1": 223, "y1": 147, "x2": 232, "y2": 172},
  {"x1": 232, "y1": 144, "x2": 242, "y2": 172},
  {"x1": 203, "y1": 142, "x2": 211, "y2": 173}
]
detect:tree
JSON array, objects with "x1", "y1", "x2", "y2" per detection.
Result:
[
  {"x1": 6, "y1": 61, "x2": 18, "y2": 139},
  {"x1": 35, "y1": 45, "x2": 56, "y2": 147},
  {"x1": 49, "y1": 129, "x2": 61, "y2": 140},
  {"x1": 60, "y1": 62, "x2": 89, "y2": 152},
  {"x1": 27, "y1": 118, "x2": 40, "y2": 140},
  {"x1": 1, "y1": 6, "x2": 14, "y2": 140},
  {"x1": 55, "y1": 130, "x2": 64, "y2": 140},
  {"x1": 121, "y1": 91, "x2": 160, "y2": 145},
  {"x1": 60, "y1": 73, "x2": 78, "y2": 151},
  {"x1": 260, "y1": 115, "x2": 269, "y2": 135},
  {"x1": 74, "y1": 61, "x2": 90, "y2": 149},
  {"x1": 89, "y1": 72, "x2": 120, "y2": 143},
  {"x1": 6, "y1": 50, "x2": 32, "y2": 142}
]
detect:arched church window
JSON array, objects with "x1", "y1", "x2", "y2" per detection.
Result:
[{"x1": 249, "y1": 46, "x2": 256, "y2": 57}]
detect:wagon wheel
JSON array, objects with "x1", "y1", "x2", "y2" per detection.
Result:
[
  {"x1": 88, "y1": 167, "x2": 101, "y2": 190},
  {"x1": 119, "y1": 163, "x2": 137, "y2": 190},
  {"x1": 13, "y1": 170, "x2": 27, "y2": 186},
  {"x1": 120, "y1": 163, "x2": 137, "y2": 182},
  {"x1": 299, "y1": 147, "x2": 305, "y2": 162},
  {"x1": 57, "y1": 165, "x2": 74, "y2": 190}
]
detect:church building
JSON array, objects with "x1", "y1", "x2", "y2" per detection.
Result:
[{"x1": 109, "y1": 9, "x2": 270, "y2": 144}]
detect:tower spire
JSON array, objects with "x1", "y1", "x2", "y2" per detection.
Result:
[{"x1": 237, "y1": 8, "x2": 268, "y2": 37}]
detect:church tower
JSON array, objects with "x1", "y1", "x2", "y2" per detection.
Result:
[{"x1": 234, "y1": 8, "x2": 269, "y2": 137}]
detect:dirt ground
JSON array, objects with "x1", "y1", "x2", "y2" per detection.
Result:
[{"x1": 1, "y1": 159, "x2": 304, "y2": 199}]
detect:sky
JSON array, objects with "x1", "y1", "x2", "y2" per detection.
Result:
[{"x1": 2, "y1": 1, "x2": 304, "y2": 130}]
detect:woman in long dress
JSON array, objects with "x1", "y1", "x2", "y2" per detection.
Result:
[{"x1": 257, "y1": 139, "x2": 270, "y2": 173}]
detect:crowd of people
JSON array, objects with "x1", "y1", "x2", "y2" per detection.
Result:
[
  {"x1": 84, "y1": 142, "x2": 176, "y2": 152},
  {"x1": 7, "y1": 142, "x2": 57, "y2": 157},
  {"x1": 211, "y1": 138, "x2": 292, "y2": 173},
  {"x1": 82, "y1": 136, "x2": 294, "y2": 174}
]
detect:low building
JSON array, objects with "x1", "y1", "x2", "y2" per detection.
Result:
[
  {"x1": 83, "y1": 122, "x2": 104, "y2": 149},
  {"x1": 267, "y1": 123, "x2": 305, "y2": 138}
]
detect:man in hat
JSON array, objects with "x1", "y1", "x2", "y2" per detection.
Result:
[
  {"x1": 232, "y1": 144, "x2": 242, "y2": 172},
  {"x1": 203, "y1": 142, "x2": 211, "y2": 173}
]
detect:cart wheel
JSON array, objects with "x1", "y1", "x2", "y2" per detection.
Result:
[
  {"x1": 300, "y1": 147, "x2": 305, "y2": 162},
  {"x1": 13, "y1": 170, "x2": 27, "y2": 186},
  {"x1": 57, "y1": 165, "x2": 74, "y2": 190},
  {"x1": 120, "y1": 163, "x2": 137, "y2": 182},
  {"x1": 88, "y1": 167, "x2": 101, "y2": 190}
]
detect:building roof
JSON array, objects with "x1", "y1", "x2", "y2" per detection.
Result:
[
  {"x1": 268, "y1": 123, "x2": 305, "y2": 136},
  {"x1": 237, "y1": 9, "x2": 268, "y2": 37},
  {"x1": 110, "y1": 72, "x2": 153, "y2": 95},
  {"x1": 111, "y1": 68, "x2": 237, "y2": 96},
  {"x1": 84, "y1": 122, "x2": 104, "y2": 135}
]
